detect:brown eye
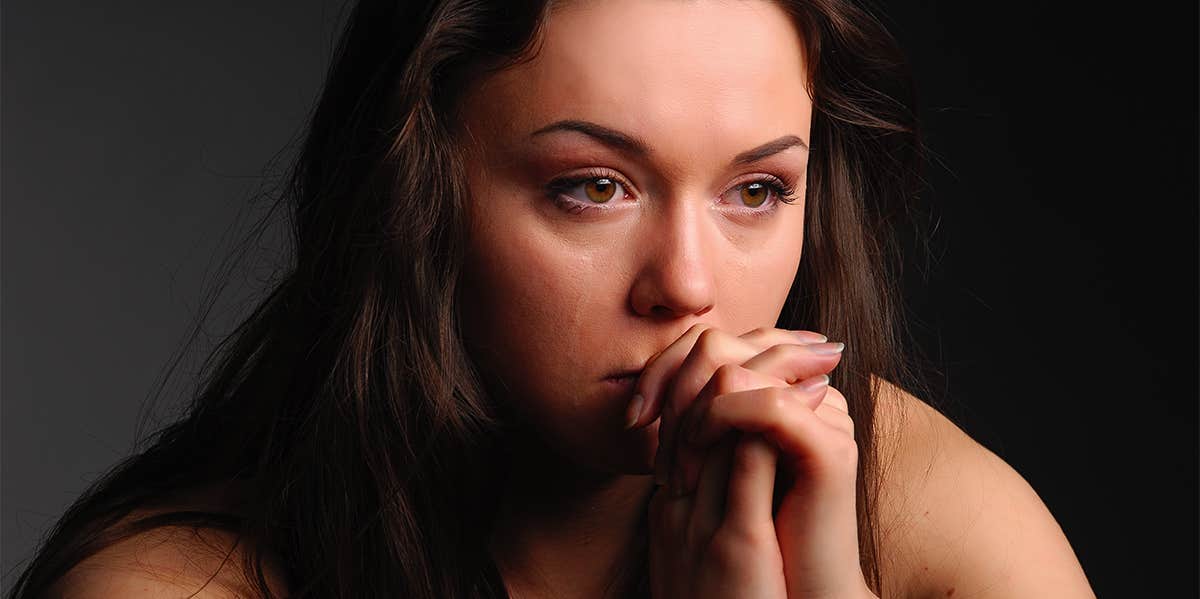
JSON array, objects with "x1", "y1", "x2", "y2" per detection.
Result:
[
  {"x1": 584, "y1": 178, "x2": 617, "y2": 203},
  {"x1": 739, "y1": 182, "x2": 769, "y2": 207}
]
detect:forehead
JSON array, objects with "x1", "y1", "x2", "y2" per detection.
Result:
[{"x1": 462, "y1": 0, "x2": 812, "y2": 168}]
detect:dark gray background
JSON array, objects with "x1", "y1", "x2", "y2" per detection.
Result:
[
  {"x1": 3, "y1": 1, "x2": 1197, "y2": 597},
  {"x1": 3, "y1": 0, "x2": 348, "y2": 591}
]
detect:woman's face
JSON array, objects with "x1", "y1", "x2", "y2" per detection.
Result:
[{"x1": 455, "y1": 0, "x2": 813, "y2": 475}]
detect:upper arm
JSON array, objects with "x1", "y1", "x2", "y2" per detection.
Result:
[
  {"x1": 873, "y1": 380, "x2": 1096, "y2": 599},
  {"x1": 49, "y1": 521, "x2": 289, "y2": 599},
  {"x1": 932, "y1": 436, "x2": 1097, "y2": 598}
]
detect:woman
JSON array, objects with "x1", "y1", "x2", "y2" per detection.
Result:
[{"x1": 8, "y1": 0, "x2": 1095, "y2": 597}]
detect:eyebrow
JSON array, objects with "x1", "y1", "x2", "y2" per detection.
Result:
[{"x1": 529, "y1": 119, "x2": 808, "y2": 166}]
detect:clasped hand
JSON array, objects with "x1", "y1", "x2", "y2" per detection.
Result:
[{"x1": 626, "y1": 325, "x2": 878, "y2": 599}]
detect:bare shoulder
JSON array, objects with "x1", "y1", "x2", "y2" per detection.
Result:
[
  {"x1": 870, "y1": 377, "x2": 1096, "y2": 599},
  {"x1": 49, "y1": 493, "x2": 289, "y2": 598}
]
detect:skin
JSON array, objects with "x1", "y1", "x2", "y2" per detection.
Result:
[
  {"x1": 453, "y1": 1, "x2": 839, "y2": 597},
  {"x1": 456, "y1": 0, "x2": 811, "y2": 483},
  {"x1": 39, "y1": 1, "x2": 1100, "y2": 597}
]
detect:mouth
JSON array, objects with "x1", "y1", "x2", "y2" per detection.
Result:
[{"x1": 603, "y1": 371, "x2": 641, "y2": 386}]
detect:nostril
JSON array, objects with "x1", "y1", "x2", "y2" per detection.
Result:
[
  {"x1": 650, "y1": 306, "x2": 673, "y2": 318},
  {"x1": 649, "y1": 303, "x2": 711, "y2": 319}
]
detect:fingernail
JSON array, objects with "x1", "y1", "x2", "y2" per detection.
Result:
[
  {"x1": 624, "y1": 394, "x2": 645, "y2": 430},
  {"x1": 800, "y1": 373, "x2": 831, "y2": 392},
  {"x1": 793, "y1": 330, "x2": 828, "y2": 344},
  {"x1": 808, "y1": 341, "x2": 845, "y2": 355}
]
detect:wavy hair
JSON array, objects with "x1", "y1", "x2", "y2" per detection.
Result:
[{"x1": 7, "y1": 0, "x2": 927, "y2": 597}]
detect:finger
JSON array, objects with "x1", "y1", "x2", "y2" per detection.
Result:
[
  {"x1": 814, "y1": 387, "x2": 855, "y2": 439},
  {"x1": 632, "y1": 326, "x2": 823, "y2": 430},
  {"x1": 675, "y1": 364, "x2": 783, "y2": 495},
  {"x1": 686, "y1": 435, "x2": 737, "y2": 547},
  {"x1": 649, "y1": 481, "x2": 693, "y2": 550},
  {"x1": 657, "y1": 327, "x2": 818, "y2": 484},
  {"x1": 721, "y1": 432, "x2": 779, "y2": 533},
  {"x1": 647, "y1": 483, "x2": 693, "y2": 592},
  {"x1": 820, "y1": 378, "x2": 849, "y2": 412},
  {"x1": 689, "y1": 376, "x2": 831, "y2": 447},
  {"x1": 652, "y1": 328, "x2": 761, "y2": 484},
  {"x1": 666, "y1": 328, "x2": 827, "y2": 429},
  {"x1": 815, "y1": 402, "x2": 855, "y2": 438},
  {"x1": 739, "y1": 326, "x2": 828, "y2": 347},
  {"x1": 649, "y1": 328, "x2": 831, "y2": 487},
  {"x1": 688, "y1": 383, "x2": 857, "y2": 488},
  {"x1": 663, "y1": 333, "x2": 840, "y2": 475},
  {"x1": 737, "y1": 341, "x2": 845, "y2": 384},
  {"x1": 629, "y1": 323, "x2": 712, "y2": 432}
]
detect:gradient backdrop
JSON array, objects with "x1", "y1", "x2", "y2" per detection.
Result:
[{"x1": 4, "y1": 1, "x2": 1197, "y2": 596}]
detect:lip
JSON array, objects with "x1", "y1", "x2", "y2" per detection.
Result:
[
  {"x1": 606, "y1": 369, "x2": 642, "y2": 380},
  {"x1": 603, "y1": 369, "x2": 641, "y2": 391},
  {"x1": 604, "y1": 374, "x2": 638, "y2": 384},
  {"x1": 601, "y1": 368, "x2": 644, "y2": 402},
  {"x1": 604, "y1": 363, "x2": 645, "y2": 381}
]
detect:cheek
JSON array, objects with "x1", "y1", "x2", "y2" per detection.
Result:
[
  {"x1": 721, "y1": 210, "x2": 807, "y2": 329},
  {"x1": 459, "y1": 188, "x2": 675, "y2": 471},
  {"x1": 764, "y1": 231, "x2": 805, "y2": 318},
  {"x1": 457, "y1": 189, "x2": 806, "y2": 474},
  {"x1": 461, "y1": 217, "x2": 653, "y2": 472},
  {"x1": 461, "y1": 209, "x2": 612, "y2": 413}
]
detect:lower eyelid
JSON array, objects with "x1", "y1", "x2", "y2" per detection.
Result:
[
  {"x1": 552, "y1": 193, "x2": 612, "y2": 215},
  {"x1": 720, "y1": 182, "x2": 788, "y2": 210},
  {"x1": 547, "y1": 175, "x2": 790, "y2": 218},
  {"x1": 548, "y1": 177, "x2": 629, "y2": 209}
]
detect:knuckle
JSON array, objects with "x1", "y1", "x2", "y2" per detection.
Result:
[
  {"x1": 711, "y1": 525, "x2": 774, "y2": 564},
  {"x1": 818, "y1": 399, "x2": 854, "y2": 422},
  {"x1": 765, "y1": 386, "x2": 793, "y2": 418},
  {"x1": 841, "y1": 413, "x2": 857, "y2": 439},
  {"x1": 711, "y1": 363, "x2": 744, "y2": 392},
  {"x1": 708, "y1": 391, "x2": 728, "y2": 417},
  {"x1": 827, "y1": 436, "x2": 860, "y2": 470},
  {"x1": 819, "y1": 407, "x2": 856, "y2": 440},
  {"x1": 704, "y1": 534, "x2": 746, "y2": 573},
  {"x1": 694, "y1": 326, "x2": 722, "y2": 354},
  {"x1": 744, "y1": 326, "x2": 771, "y2": 339},
  {"x1": 825, "y1": 385, "x2": 849, "y2": 410},
  {"x1": 732, "y1": 435, "x2": 774, "y2": 471},
  {"x1": 755, "y1": 343, "x2": 789, "y2": 363}
]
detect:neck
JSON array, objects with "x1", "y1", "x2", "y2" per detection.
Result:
[{"x1": 488, "y1": 432, "x2": 656, "y2": 599}]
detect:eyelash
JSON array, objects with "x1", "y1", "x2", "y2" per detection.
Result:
[{"x1": 543, "y1": 167, "x2": 800, "y2": 220}]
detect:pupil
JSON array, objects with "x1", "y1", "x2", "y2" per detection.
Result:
[
  {"x1": 743, "y1": 183, "x2": 766, "y2": 206},
  {"x1": 587, "y1": 179, "x2": 614, "y2": 202}
]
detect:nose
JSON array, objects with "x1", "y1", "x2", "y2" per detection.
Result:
[{"x1": 628, "y1": 200, "x2": 716, "y2": 319}]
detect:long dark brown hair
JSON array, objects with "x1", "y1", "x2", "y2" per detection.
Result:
[{"x1": 7, "y1": 0, "x2": 929, "y2": 597}]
